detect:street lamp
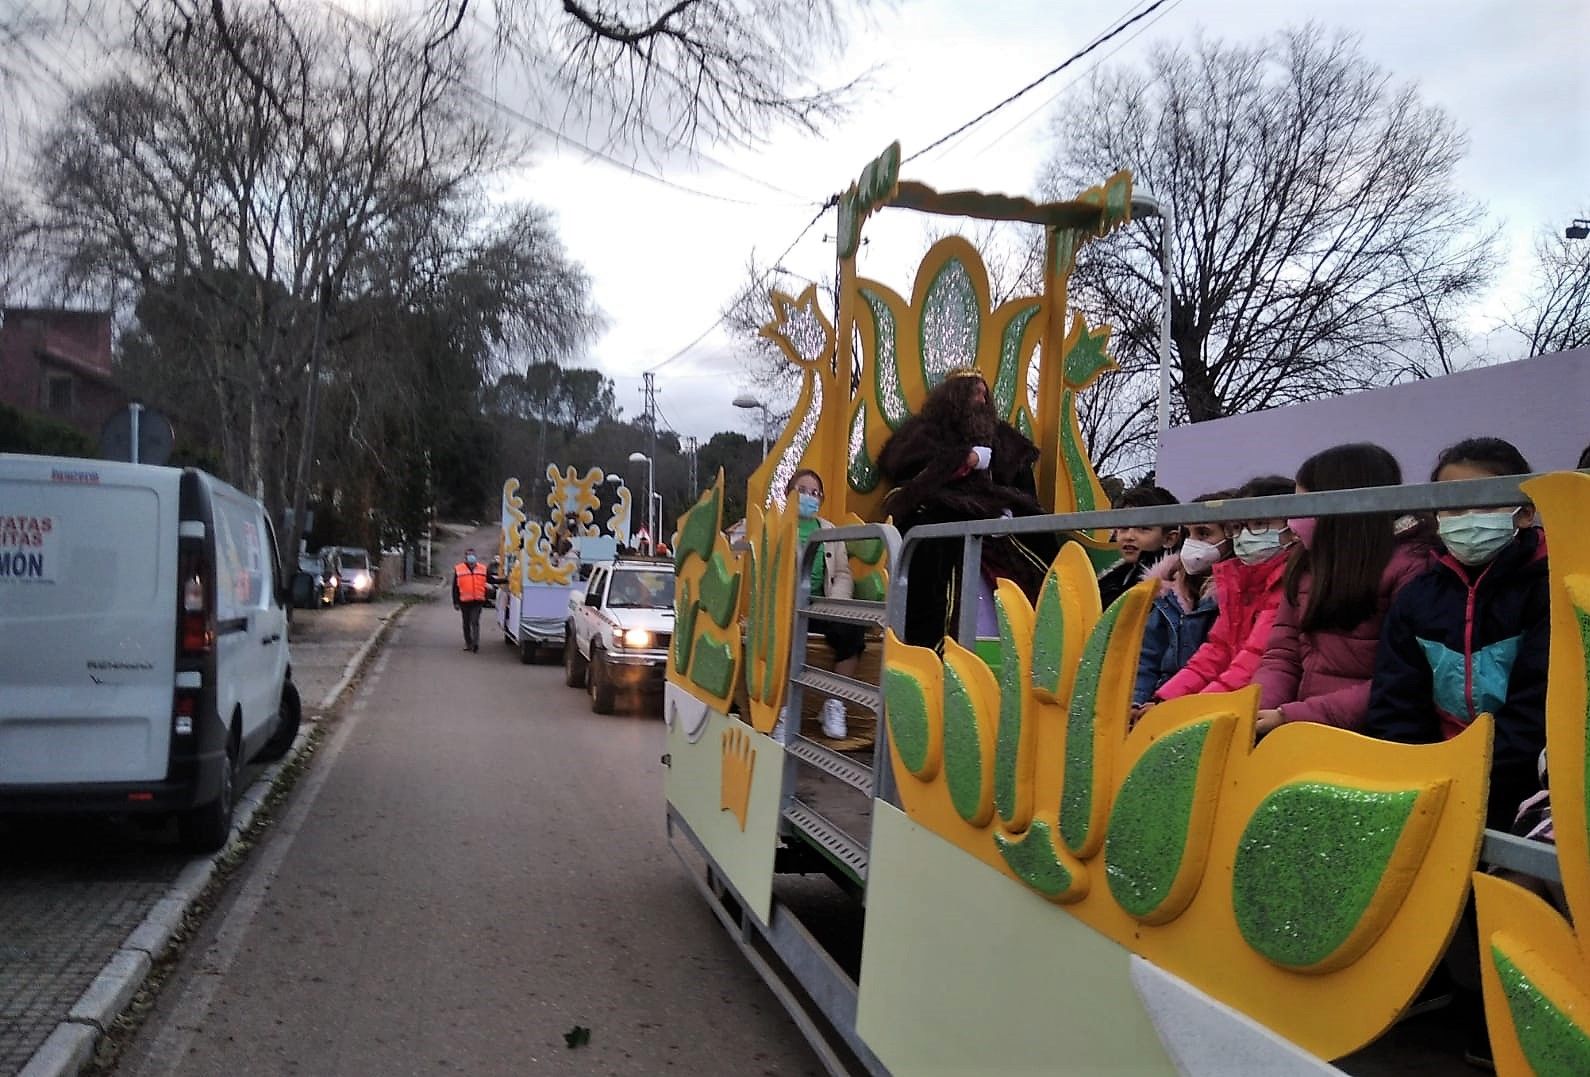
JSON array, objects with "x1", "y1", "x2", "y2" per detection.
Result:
[
  {"x1": 733, "y1": 394, "x2": 770, "y2": 456},
  {"x1": 1568, "y1": 219, "x2": 1590, "y2": 241},
  {"x1": 1130, "y1": 193, "x2": 1174, "y2": 442},
  {"x1": 627, "y1": 451, "x2": 656, "y2": 552}
]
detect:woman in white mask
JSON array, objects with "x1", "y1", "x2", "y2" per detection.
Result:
[
  {"x1": 1138, "y1": 475, "x2": 1296, "y2": 715},
  {"x1": 1364, "y1": 438, "x2": 1547, "y2": 834},
  {"x1": 787, "y1": 469, "x2": 862, "y2": 741}
]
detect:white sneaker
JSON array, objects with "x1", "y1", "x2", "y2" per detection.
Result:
[{"x1": 821, "y1": 698, "x2": 848, "y2": 740}]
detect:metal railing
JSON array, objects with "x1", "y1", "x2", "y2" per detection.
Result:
[
  {"x1": 779, "y1": 522, "x2": 902, "y2": 881},
  {"x1": 885, "y1": 469, "x2": 1570, "y2": 883}
]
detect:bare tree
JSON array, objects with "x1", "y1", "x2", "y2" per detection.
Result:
[
  {"x1": 136, "y1": 0, "x2": 873, "y2": 149},
  {"x1": 1511, "y1": 226, "x2": 1590, "y2": 355},
  {"x1": 1040, "y1": 25, "x2": 1495, "y2": 474},
  {"x1": 35, "y1": 5, "x2": 595, "y2": 558},
  {"x1": 721, "y1": 254, "x2": 834, "y2": 423}
]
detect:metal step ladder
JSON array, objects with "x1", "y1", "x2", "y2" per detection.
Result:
[{"x1": 778, "y1": 524, "x2": 898, "y2": 890}]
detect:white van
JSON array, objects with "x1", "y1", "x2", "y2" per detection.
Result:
[{"x1": 0, "y1": 454, "x2": 300, "y2": 851}]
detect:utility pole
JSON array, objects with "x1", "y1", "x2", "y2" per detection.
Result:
[
  {"x1": 642, "y1": 372, "x2": 660, "y2": 537},
  {"x1": 686, "y1": 436, "x2": 698, "y2": 493}
]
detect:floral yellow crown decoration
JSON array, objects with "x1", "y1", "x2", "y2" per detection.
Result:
[{"x1": 946, "y1": 366, "x2": 985, "y2": 381}]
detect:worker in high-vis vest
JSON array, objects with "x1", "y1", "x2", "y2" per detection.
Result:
[{"x1": 451, "y1": 547, "x2": 490, "y2": 653}]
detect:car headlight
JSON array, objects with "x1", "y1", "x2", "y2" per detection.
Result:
[
  {"x1": 621, "y1": 627, "x2": 652, "y2": 649},
  {"x1": 329, "y1": 576, "x2": 339, "y2": 588},
  {"x1": 354, "y1": 572, "x2": 371, "y2": 590}
]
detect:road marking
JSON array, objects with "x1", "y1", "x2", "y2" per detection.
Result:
[{"x1": 124, "y1": 620, "x2": 405, "y2": 1076}]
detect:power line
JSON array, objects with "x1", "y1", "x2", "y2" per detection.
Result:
[
  {"x1": 316, "y1": 2, "x2": 819, "y2": 210},
  {"x1": 967, "y1": 0, "x2": 1186, "y2": 159},
  {"x1": 463, "y1": 9, "x2": 817, "y2": 205},
  {"x1": 645, "y1": 199, "x2": 832, "y2": 374},
  {"x1": 904, "y1": 0, "x2": 1178, "y2": 166}
]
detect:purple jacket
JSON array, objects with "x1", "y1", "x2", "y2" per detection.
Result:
[{"x1": 1256, "y1": 535, "x2": 1433, "y2": 730}]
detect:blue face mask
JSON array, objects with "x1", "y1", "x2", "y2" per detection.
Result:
[{"x1": 796, "y1": 492, "x2": 820, "y2": 518}]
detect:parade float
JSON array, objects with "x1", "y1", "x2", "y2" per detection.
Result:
[
  {"x1": 661, "y1": 145, "x2": 1587, "y2": 1076},
  {"x1": 494, "y1": 464, "x2": 631, "y2": 662}
]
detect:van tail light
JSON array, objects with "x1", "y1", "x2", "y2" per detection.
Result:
[
  {"x1": 173, "y1": 690, "x2": 197, "y2": 736},
  {"x1": 178, "y1": 549, "x2": 213, "y2": 655}
]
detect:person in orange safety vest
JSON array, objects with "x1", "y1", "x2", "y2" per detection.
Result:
[{"x1": 451, "y1": 547, "x2": 490, "y2": 652}]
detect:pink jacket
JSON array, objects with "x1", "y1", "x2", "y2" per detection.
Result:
[
  {"x1": 1155, "y1": 554, "x2": 1288, "y2": 701},
  {"x1": 1256, "y1": 536, "x2": 1433, "y2": 729}
]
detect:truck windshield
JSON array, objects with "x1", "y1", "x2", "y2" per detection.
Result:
[{"x1": 607, "y1": 570, "x2": 673, "y2": 609}]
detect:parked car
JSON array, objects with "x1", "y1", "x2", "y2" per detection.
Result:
[
  {"x1": 563, "y1": 557, "x2": 675, "y2": 714},
  {"x1": 0, "y1": 453, "x2": 301, "y2": 851},
  {"x1": 320, "y1": 545, "x2": 376, "y2": 602},
  {"x1": 293, "y1": 552, "x2": 335, "y2": 608}
]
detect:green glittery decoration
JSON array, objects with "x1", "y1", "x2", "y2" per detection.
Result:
[
  {"x1": 996, "y1": 819, "x2": 1074, "y2": 898},
  {"x1": 1104, "y1": 721, "x2": 1212, "y2": 919},
  {"x1": 1492, "y1": 946, "x2": 1590, "y2": 1077},
  {"x1": 1031, "y1": 569, "x2": 1065, "y2": 697},
  {"x1": 1063, "y1": 325, "x2": 1113, "y2": 387},
  {"x1": 1016, "y1": 408, "x2": 1034, "y2": 440},
  {"x1": 1060, "y1": 599, "x2": 1124, "y2": 853},
  {"x1": 675, "y1": 485, "x2": 721, "y2": 570},
  {"x1": 1058, "y1": 389, "x2": 1098, "y2": 513},
  {"x1": 1232, "y1": 782, "x2": 1420, "y2": 968},
  {"x1": 942, "y1": 661, "x2": 985, "y2": 822},
  {"x1": 863, "y1": 288, "x2": 910, "y2": 431},
  {"x1": 919, "y1": 258, "x2": 981, "y2": 388},
  {"x1": 689, "y1": 636, "x2": 737, "y2": 700},
  {"x1": 697, "y1": 551, "x2": 740, "y2": 629},
  {"x1": 884, "y1": 666, "x2": 931, "y2": 776},
  {"x1": 1051, "y1": 228, "x2": 1079, "y2": 278},
  {"x1": 993, "y1": 597, "x2": 1025, "y2": 826},
  {"x1": 993, "y1": 304, "x2": 1040, "y2": 420},
  {"x1": 672, "y1": 578, "x2": 698, "y2": 674},
  {"x1": 848, "y1": 402, "x2": 880, "y2": 494}
]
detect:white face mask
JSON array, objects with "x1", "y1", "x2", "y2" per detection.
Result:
[
  {"x1": 1232, "y1": 528, "x2": 1287, "y2": 565},
  {"x1": 1178, "y1": 538, "x2": 1225, "y2": 575},
  {"x1": 1438, "y1": 510, "x2": 1519, "y2": 566}
]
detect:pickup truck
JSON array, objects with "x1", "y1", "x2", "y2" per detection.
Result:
[{"x1": 562, "y1": 558, "x2": 675, "y2": 714}]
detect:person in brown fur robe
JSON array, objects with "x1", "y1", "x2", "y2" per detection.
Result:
[{"x1": 878, "y1": 371, "x2": 1059, "y2": 649}]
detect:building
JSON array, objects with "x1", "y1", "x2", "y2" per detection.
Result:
[{"x1": 0, "y1": 307, "x2": 125, "y2": 440}]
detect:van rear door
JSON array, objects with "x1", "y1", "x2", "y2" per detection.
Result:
[{"x1": 0, "y1": 457, "x2": 177, "y2": 784}]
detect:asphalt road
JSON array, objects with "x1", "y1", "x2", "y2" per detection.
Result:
[{"x1": 113, "y1": 576, "x2": 823, "y2": 1076}]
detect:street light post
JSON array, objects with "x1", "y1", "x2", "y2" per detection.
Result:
[
  {"x1": 628, "y1": 451, "x2": 655, "y2": 551},
  {"x1": 732, "y1": 394, "x2": 770, "y2": 456},
  {"x1": 1131, "y1": 194, "x2": 1173, "y2": 443}
]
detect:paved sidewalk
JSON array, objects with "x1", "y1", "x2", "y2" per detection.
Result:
[{"x1": 2, "y1": 575, "x2": 443, "y2": 1077}]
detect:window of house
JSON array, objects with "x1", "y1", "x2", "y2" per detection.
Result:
[{"x1": 44, "y1": 373, "x2": 75, "y2": 413}]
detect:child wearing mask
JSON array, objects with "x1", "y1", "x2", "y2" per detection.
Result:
[
  {"x1": 1133, "y1": 491, "x2": 1236, "y2": 707},
  {"x1": 1253, "y1": 443, "x2": 1433, "y2": 737},
  {"x1": 1098, "y1": 485, "x2": 1179, "y2": 609},
  {"x1": 1139, "y1": 475, "x2": 1295, "y2": 713},
  {"x1": 1364, "y1": 437, "x2": 1547, "y2": 831},
  {"x1": 788, "y1": 469, "x2": 865, "y2": 740}
]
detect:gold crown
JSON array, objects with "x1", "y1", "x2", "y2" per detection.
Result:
[{"x1": 946, "y1": 366, "x2": 985, "y2": 381}]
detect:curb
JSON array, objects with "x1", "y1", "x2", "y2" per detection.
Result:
[{"x1": 18, "y1": 602, "x2": 413, "y2": 1077}]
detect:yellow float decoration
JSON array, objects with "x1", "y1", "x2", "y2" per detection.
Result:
[{"x1": 1475, "y1": 471, "x2": 1590, "y2": 1077}]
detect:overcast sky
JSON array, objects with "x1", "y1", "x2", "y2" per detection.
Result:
[{"x1": 493, "y1": 0, "x2": 1587, "y2": 451}]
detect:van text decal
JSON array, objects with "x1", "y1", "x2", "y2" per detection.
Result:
[
  {"x1": 50, "y1": 468, "x2": 100, "y2": 484},
  {"x1": 1, "y1": 513, "x2": 59, "y2": 583}
]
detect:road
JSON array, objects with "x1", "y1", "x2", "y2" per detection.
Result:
[
  {"x1": 0, "y1": 591, "x2": 399, "y2": 1077},
  {"x1": 112, "y1": 578, "x2": 822, "y2": 1075}
]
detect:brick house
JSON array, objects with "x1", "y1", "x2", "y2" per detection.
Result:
[{"x1": 0, "y1": 307, "x2": 125, "y2": 438}]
